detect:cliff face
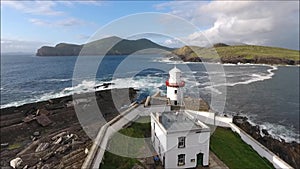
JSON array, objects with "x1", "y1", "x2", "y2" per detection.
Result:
[
  {"x1": 36, "y1": 43, "x2": 83, "y2": 56},
  {"x1": 36, "y1": 36, "x2": 173, "y2": 56},
  {"x1": 169, "y1": 45, "x2": 300, "y2": 65}
]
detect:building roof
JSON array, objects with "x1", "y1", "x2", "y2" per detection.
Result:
[
  {"x1": 169, "y1": 66, "x2": 181, "y2": 74},
  {"x1": 153, "y1": 111, "x2": 209, "y2": 133}
]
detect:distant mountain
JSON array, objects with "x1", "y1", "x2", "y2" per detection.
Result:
[
  {"x1": 169, "y1": 45, "x2": 300, "y2": 65},
  {"x1": 36, "y1": 36, "x2": 173, "y2": 56}
]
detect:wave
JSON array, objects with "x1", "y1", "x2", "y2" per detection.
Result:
[
  {"x1": 42, "y1": 78, "x2": 72, "y2": 82},
  {"x1": 0, "y1": 75, "x2": 165, "y2": 109},
  {"x1": 203, "y1": 65, "x2": 277, "y2": 94},
  {"x1": 246, "y1": 117, "x2": 300, "y2": 143}
]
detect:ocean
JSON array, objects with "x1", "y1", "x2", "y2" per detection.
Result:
[{"x1": 1, "y1": 54, "x2": 299, "y2": 142}]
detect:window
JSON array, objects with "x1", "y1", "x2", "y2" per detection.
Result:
[
  {"x1": 178, "y1": 137, "x2": 185, "y2": 148},
  {"x1": 177, "y1": 154, "x2": 185, "y2": 166},
  {"x1": 174, "y1": 101, "x2": 177, "y2": 105},
  {"x1": 174, "y1": 90, "x2": 177, "y2": 94}
]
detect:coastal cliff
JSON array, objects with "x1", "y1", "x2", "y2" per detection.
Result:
[
  {"x1": 36, "y1": 36, "x2": 173, "y2": 56},
  {"x1": 0, "y1": 88, "x2": 137, "y2": 169},
  {"x1": 168, "y1": 45, "x2": 300, "y2": 65}
]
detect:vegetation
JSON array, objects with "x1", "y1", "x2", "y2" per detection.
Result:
[
  {"x1": 215, "y1": 45, "x2": 299, "y2": 60},
  {"x1": 102, "y1": 118, "x2": 275, "y2": 169},
  {"x1": 37, "y1": 36, "x2": 173, "y2": 56},
  {"x1": 210, "y1": 127, "x2": 274, "y2": 169},
  {"x1": 172, "y1": 45, "x2": 300, "y2": 64},
  {"x1": 101, "y1": 117, "x2": 151, "y2": 169},
  {"x1": 7, "y1": 142, "x2": 22, "y2": 150}
]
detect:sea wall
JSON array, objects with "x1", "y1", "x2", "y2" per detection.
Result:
[{"x1": 187, "y1": 111, "x2": 293, "y2": 169}]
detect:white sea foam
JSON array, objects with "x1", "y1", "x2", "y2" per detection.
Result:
[
  {"x1": 0, "y1": 76, "x2": 165, "y2": 109},
  {"x1": 42, "y1": 78, "x2": 72, "y2": 82}
]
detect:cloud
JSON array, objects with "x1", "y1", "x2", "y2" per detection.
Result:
[
  {"x1": 2, "y1": 1, "x2": 64, "y2": 16},
  {"x1": 156, "y1": 1, "x2": 299, "y2": 50},
  {"x1": 29, "y1": 18, "x2": 87, "y2": 27},
  {"x1": 1, "y1": 38, "x2": 51, "y2": 53}
]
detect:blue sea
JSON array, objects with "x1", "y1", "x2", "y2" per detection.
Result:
[{"x1": 1, "y1": 54, "x2": 299, "y2": 142}]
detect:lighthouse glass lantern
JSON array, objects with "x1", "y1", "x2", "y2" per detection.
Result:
[{"x1": 166, "y1": 66, "x2": 185, "y2": 106}]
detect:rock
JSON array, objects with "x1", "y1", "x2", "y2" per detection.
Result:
[
  {"x1": 84, "y1": 148, "x2": 89, "y2": 154},
  {"x1": 36, "y1": 114, "x2": 52, "y2": 127},
  {"x1": 40, "y1": 164, "x2": 50, "y2": 169},
  {"x1": 10, "y1": 157, "x2": 22, "y2": 169},
  {"x1": 1, "y1": 142, "x2": 9, "y2": 147},
  {"x1": 35, "y1": 143, "x2": 49, "y2": 152},
  {"x1": 53, "y1": 137, "x2": 63, "y2": 145},
  {"x1": 33, "y1": 131, "x2": 40, "y2": 137},
  {"x1": 36, "y1": 109, "x2": 49, "y2": 116},
  {"x1": 262, "y1": 129, "x2": 269, "y2": 136},
  {"x1": 41, "y1": 152, "x2": 54, "y2": 161},
  {"x1": 51, "y1": 132, "x2": 66, "y2": 141},
  {"x1": 23, "y1": 114, "x2": 36, "y2": 123},
  {"x1": 55, "y1": 144, "x2": 71, "y2": 154}
]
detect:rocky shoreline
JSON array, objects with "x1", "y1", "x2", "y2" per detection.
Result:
[
  {"x1": 0, "y1": 88, "x2": 137, "y2": 169},
  {"x1": 233, "y1": 116, "x2": 300, "y2": 169}
]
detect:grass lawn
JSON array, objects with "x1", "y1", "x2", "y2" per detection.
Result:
[
  {"x1": 210, "y1": 127, "x2": 274, "y2": 169},
  {"x1": 178, "y1": 45, "x2": 300, "y2": 61},
  {"x1": 100, "y1": 117, "x2": 151, "y2": 169},
  {"x1": 101, "y1": 118, "x2": 275, "y2": 169}
]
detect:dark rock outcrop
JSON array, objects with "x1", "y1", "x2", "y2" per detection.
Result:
[
  {"x1": 220, "y1": 56, "x2": 297, "y2": 65},
  {"x1": 233, "y1": 116, "x2": 300, "y2": 169},
  {"x1": 36, "y1": 43, "x2": 83, "y2": 56}
]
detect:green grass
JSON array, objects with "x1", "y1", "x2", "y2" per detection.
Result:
[
  {"x1": 100, "y1": 117, "x2": 151, "y2": 169},
  {"x1": 102, "y1": 118, "x2": 275, "y2": 169},
  {"x1": 7, "y1": 142, "x2": 22, "y2": 150},
  {"x1": 215, "y1": 45, "x2": 300, "y2": 60},
  {"x1": 210, "y1": 127, "x2": 274, "y2": 169},
  {"x1": 176, "y1": 45, "x2": 300, "y2": 61},
  {"x1": 101, "y1": 151, "x2": 140, "y2": 169}
]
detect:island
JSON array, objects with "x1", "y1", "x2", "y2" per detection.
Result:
[{"x1": 36, "y1": 36, "x2": 173, "y2": 56}]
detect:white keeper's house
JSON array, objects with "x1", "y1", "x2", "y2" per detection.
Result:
[{"x1": 150, "y1": 66, "x2": 210, "y2": 169}]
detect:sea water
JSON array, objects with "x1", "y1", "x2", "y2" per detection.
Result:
[{"x1": 1, "y1": 54, "x2": 299, "y2": 142}]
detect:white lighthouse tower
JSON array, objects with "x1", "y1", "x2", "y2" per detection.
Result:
[{"x1": 166, "y1": 66, "x2": 185, "y2": 106}]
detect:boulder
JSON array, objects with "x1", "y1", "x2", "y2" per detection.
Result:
[
  {"x1": 10, "y1": 157, "x2": 22, "y2": 169},
  {"x1": 36, "y1": 114, "x2": 52, "y2": 127}
]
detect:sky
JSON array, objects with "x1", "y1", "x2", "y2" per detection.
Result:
[{"x1": 1, "y1": 1, "x2": 299, "y2": 53}]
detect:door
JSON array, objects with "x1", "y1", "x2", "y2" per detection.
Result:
[{"x1": 197, "y1": 153, "x2": 204, "y2": 166}]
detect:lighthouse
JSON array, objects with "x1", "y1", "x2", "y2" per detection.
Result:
[{"x1": 166, "y1": 66, "x2": 185, "y2": 106}]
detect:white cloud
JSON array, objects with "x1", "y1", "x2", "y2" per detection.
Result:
[
  {"x1": 29, "y1": 18, "x2": 89, "y2": 27},
  {"x1": 1, "y1": 38, "x2": 51, "y2": 53},
  {"x1": 1, "y1": 1, "x2": 64, "y2": 16},
  {"x1": 156, "y1": 1, "x2": 299, "y2": 50}
]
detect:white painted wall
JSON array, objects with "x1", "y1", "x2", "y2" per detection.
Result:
[
  {"x1": 164, "y1": 131, "x2": 210, "y2": 169},
  {"x1": 151, "y1": 112, "x2": 210, "y2": 169},
  {"x1": 167, "y1": 86, "x2": 183, "y2": 105},
  {"x1": 229, "y1": 123, "x2": 293, "y2": 169},
  {"x1": 186, "y1": 110, "x2": 232, "y2": 127}
]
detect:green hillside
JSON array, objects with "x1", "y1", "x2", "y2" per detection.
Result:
[
  {"x1": 171, "y1": 45, "x2": 300, "y2": 65},
  {"x1": 36, "y1": 36, "x2": 173, "y2": 56}
]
